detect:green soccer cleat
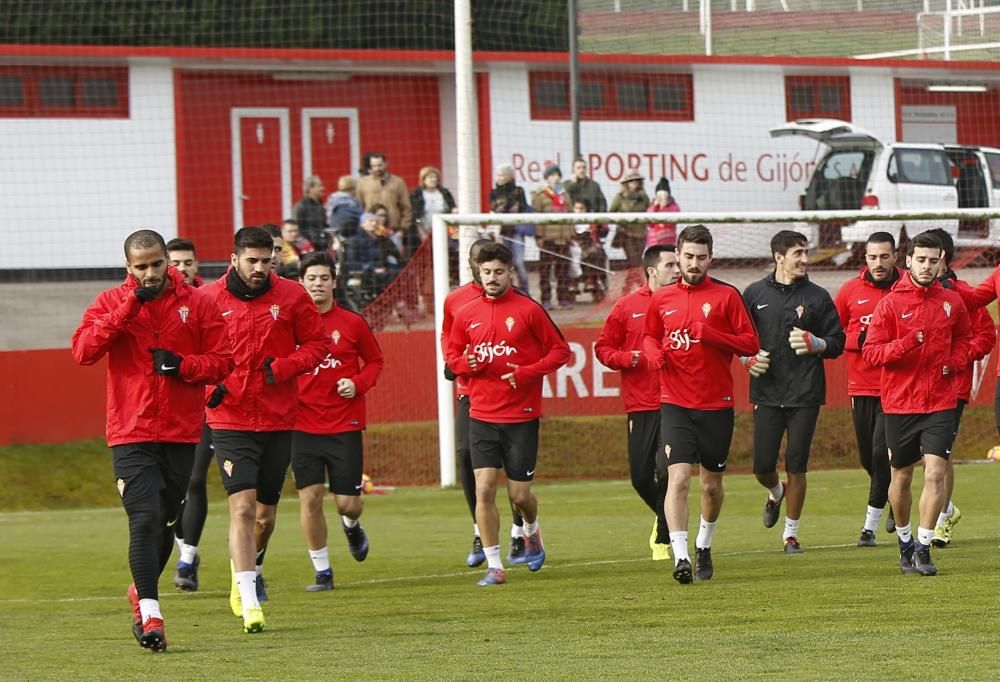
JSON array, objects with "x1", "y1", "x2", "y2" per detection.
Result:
[{"x1": 242, "y1": 606, "x2": 266, "y2": 634}]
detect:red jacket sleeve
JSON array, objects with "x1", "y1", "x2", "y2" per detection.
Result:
[
  {"x1": 441, "y1": 295, "x2": 455, "y2": 357},
  {"x1": 970, "y1": 307, "x2": 996, "y2": 361},
  {"x1": 834, "y1": 285, "x2": 863, "y2": 352},
  {"x1": 594, "y1": 303, "x2": 634, "y2": 370},
  {"x1": 642, "y1": 295, "x2": 666, "y2": 369},
  {"x1": 960, "y1": 267, "x2": 1000, "y2": 310},
  {"x1": 691, "y1": 295, "x2": 759, "y2": 356},
  {"x1": 513, "y1": 312, "x2": 571, "y2": 383},
  {"x1": 71, "y1": 290, "x2": 143, "y2": 366},
  {"x1": 948, "y1": 300, "x2": 974, "y2": 374},
  {"x1": 446, "y1": 311, "x2": 475, "y2": 376},
  {"x1": 352, "y1": 319, "x2": 385, "y2": 396},
  {"x1": 177, "y1": 292, "x2": 235, "y2": 385},
  {"x1": 270, "y1": 293, "x2": 329, "y2": 383},
  {"x1": 862, "y1": 299, "x2": 922, "y2": 367}
]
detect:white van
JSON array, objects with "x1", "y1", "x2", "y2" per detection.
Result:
[{"x1": 770, "y1": 119, "x2": 966, "y2": 252}]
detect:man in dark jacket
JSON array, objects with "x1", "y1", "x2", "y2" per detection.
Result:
[
  {"x1": 294, "y1": 175, "x2": 329, "y2": 251},
  {"x1": 742, "y1": 230, "x2": 845, "y2": 554},
  {"x1": 564, "y1": 157, "x2": 607, "y2": 213}
]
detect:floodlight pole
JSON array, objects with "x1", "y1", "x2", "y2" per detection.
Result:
[{"x1": 569, "y1": 0, "x2": 580, "y2": 162}]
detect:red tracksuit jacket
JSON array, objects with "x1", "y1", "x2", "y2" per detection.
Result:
[
  {"x1": 956, "y1": 264, "x2": 1000, "y2": 378},
  {"x1": 203, "y1": 271, "x2": 328, "y2": 432},
  {"x1": 643, "y1": 276, "x2": 759, "y2": 410},
  {"x1": 594, "y1": 284, "x2": 660, "y2": 413},
  {"x1": 296, "y1": 304, "x2": 385, "y2": 435},
  {"x1": 441, "y1": 281, "x2": 483, "y2": 396},
  {"x1": 941, "y1": 274, "x2": 995, "y2": 402},
  {"x1": 862, "y1": 273, "x2": 972, "y2": 415},
  {"x1": 71, "y1": 267, "x2": 234, "y2": 446},
  {"x1": 834, "y1": 268, "x2": 900, "y2": 397},
  {"x1": 446, "y1": 286, "x2": 571, "y2": 423}
]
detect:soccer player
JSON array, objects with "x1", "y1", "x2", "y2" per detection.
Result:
[
  {"x1": 446, "y1": 242, "x2": 571, "y2": 586},
  {"x1": 294, "y1": 252, "x2": 384, "y2": 591},
  {"x1": 929, "y1": 228, "x2": 995, "y2": 547},
  {"x1": 742, "y1": 230, "x2": 844, "y2": 553},
  {"x1": 833, "y1": 232, "x2": 901, "y2": 546},
  {"x1": 203, "y1": 226, "x2": 328, "y2": 631},
  {"x1": 441, "y1": 238, "x2": 526, "y2": 568},
  {"x1": 71, "y1": 230, "x2": 233, "y2": 651},
  {"x1": 643, "y1": 225, "x2": 759, "y2": 584},
  {"x1": 595, "y1": 244, "x2": 679, "y2": 561},
  {"x1": 863, "y1": 231, "x2": 971, "y2": 576},
  {"x1": 166, "y1": 237, "x2": 204, "y2": 287}
]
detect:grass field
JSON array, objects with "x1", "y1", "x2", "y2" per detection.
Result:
[{"x1": 5, "y1": 466, "x2": 1000, "y2": 680}]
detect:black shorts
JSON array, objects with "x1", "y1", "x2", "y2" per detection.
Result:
[
  {"x1": 469, "y1": 418, "x2": 539, "y2": 482},
  {"x1": 112, "y1": 442, "x2": 195, "y2": 515},
  {"x1": 212, "y1": 429, "x2": 292, "y2": 505},
  {"x1": 660, "y1": 404, "x2": 734, "y2": 472},
  {"x1": 628, "y1": 410, "x2": 665, "y2": 479},
  {"x1": 456, "y1": 395, "x2": 471, "y2": 453},
  {"x1": 292, "y1": 430, "x2": 364, "y2": 496},
  {"x1": 884, "y1": 410, "x2": 955, "y2": 469},
  {"x1": 752, "y1": 405, "x2": 820, "y2": 475}
]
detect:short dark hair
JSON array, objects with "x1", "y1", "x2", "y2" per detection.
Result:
[
  {"x1": 282, "y1": 218, "x2": 298, "y2": 227},
  {"x1": 469, "y1": 237, "x2": 494, "y2": 262},
  {"x1": 677, "y1": 224, "x2": 713, "y2": 256},
  {"x1": 166, "y1": 238, "x2": 196, "y2": 255},
  {"x1": 261, "y1": 223, "x2": 281, "y2": 239},
  {"x1": 367, "y1": 152, "x2": 386, "y2": 167},
  {"x1": 867, "y1": 231, "x2": 896, "y2": 250},
  {"x1": 643, "y1": 244, "x2": 676, "y2": 273},
  {"x1": 371, "y1": 203, "x2": 388, "y2": 216},
  {"x1": 770, "y1": 230, "x2": 808, "y2": 259},
  {"x1": 908, "y1": 231, "x2": 943, "y2": 256},
  {"x1": 476, "y1": 242, "x2": 513, "y2": 265},
  {"x1": 573, "y1": 198, "x2": 591, "y2": 211},
  {"x1": 927, "y1": 228, "x2": 955, "y2": 265},
  {"x1": 124, "y1": 229, "x2": 166, "y2": 259},
  {"x1": 234, "y1": 226, "x2": 274, "y2": 254},
  {"x1": 299, "y1": 251, "x2": 335, "y2": 279}
]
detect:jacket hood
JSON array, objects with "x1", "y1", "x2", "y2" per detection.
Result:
[{"x1": 765, "y1": 271, "x2": 809, "y2": 292}]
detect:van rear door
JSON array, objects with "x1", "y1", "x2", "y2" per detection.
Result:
[{"x1": 770, "y1": 119, "x2": 883, "y2": 151}]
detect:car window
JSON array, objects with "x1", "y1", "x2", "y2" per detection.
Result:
[
  {"x1": 888, "y1": 149, "x2": 952, "y2": 186},
  {"x1": 985, "y1": 153, "x2": 1000, "y2": 189},
  {"x1": 821, "y1": 151, "x2": 867, "y2": 181}
]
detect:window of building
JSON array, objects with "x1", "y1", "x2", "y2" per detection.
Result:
[
  {"x1": 0, "y1": 66, "x2": 129, "y2": 118},
  {"x1": 529, "y1": 71, "x2": 693, "y2": 121},
  {"x1": 784, "y1": 75, "x2": 851, "y2": 121}
]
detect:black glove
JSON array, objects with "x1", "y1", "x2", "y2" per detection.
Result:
[
  {"x1": 206, "y1": 384, "x2": 227, "y2": 408},
  {"x1": 263, "y1": 357, "x2": 276, "y2": 385},
  {"x1": 443, "y1": 365, "x2": 457, "y2": 381},
  {"x1": 151, "y1": 348, "x2": 182, "y2": 376},
  {"x1": 858, "y1": 327, "x2": 867, "y2": 349},
  {"x1": 134, "y1": 286, "x2": 158, "y2": 303}
]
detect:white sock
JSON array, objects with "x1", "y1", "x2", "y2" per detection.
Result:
[
  {"x1": 782, "y1": 517, "x2": 800, "y2": 541},
  {"x1": 474, "y1": 523, "x2": 480, "y2": 537},
  {"x1": 768, "y1": 482, "x2": 784, "y2": 502},
  {"x1": 255, "y1": 565, "x2": 263, "y2": 577},
  {"x1": 309, "y1": 546, "x2": 330, "y2": 573},
  {"x1": 945, "y1": 500, "x2": 955, "y2": 516},
  {"x1": 917, "y1": 526, "x2": 935, "y2": 547},
  {"x1": 511, "y1": 524, "x2": 525, "y2": 539},
  {"x1": 669, "y1": 531, "x2": 689, "y2": 563},
  {"x1": 863, "y1": 505, "x2": 882, "y2": 533},
  {"x1": 523, "y1": 519, "x2": 539, "y2": 536},
  {"x1": 896, "y1": 523, "x2": 913, "y2": 545},
  {"x1": 342, "y1": 515, "x2": 358, "y2": 528},
  {"x1": 179, "y1": 543, "x2": 198, "y2": 565},
  {"x1": 695, "y1": 516, "x2": 716, "y2": 550},
  {"x1": 174, "y1": 535, "x2": 184, "y2": 550},
  {"x1": 138, "y1": 598, "x2": 162, "y2": 623},
  {"x1": 484, "y1": 545, "x2": 503, "y2": 570},
  {"x1": 235, "y1": 571, "x2": 260, "y2": 612}
]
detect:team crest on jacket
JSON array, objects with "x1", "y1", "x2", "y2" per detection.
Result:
[
  {"x1": 505, "y1": 316, "x2": 515, "y2": 331},
  {"x1": 796, "y1": 304, "x2": 805, "y2": 319},
  {"x1": 223, "y1": 459, "x2": 234, "y2": 477},
  {"x1": 332, "y1": 330, "x2": 341, "y2": 344},
  {"x1": 178, "y1": 305, "x2": 190, "y2": 323},
  {"x1": 943, "y1": 301, "x2": 952, "y2": 318},
  {"x1": 116, "y1": 478, "x2": 125, "y2": 497},
  {"x1": 269, "y1": 304, "x2": 280, "y2": 321},
  {"x1": 702, "y1": 302, "x2": 711, "y2": 318}
]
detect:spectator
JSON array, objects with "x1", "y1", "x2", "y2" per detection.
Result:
[
  {"x1": 343, "y1": 212, "x2": 401, "y2": 299},
  {"x1": 325, "y1": 176, "x2": 364, "y2": 238},
  {"x1": 489, "y1": 163, "x2": 532, "y2": 293},
  {"x1": 610, "y1": 168, "x2": 651, "y2": 292},
  {"x1": 571, "y1": 198, "x2": 609, "y2": 302},
  {"x1": 565, "y1": 157, "x2": 607, "y2": 213},
  {"x1": 294, "y1": 175, "x2": 329, "y2": 251},
  {"x1": 646, "y1": 178, "x2": 681, "y2": 248},
  {"x1": 356, "y1": 152, "x2": 413, "y2": 255},
  {"x1": 277, "y1": 219, "x2": 315, "y2": 279},
  {"x1": 532, "y1": 164, "x2": 574, "y2": 310},
  {"x1": 410, "y1": 166, "x2": 457, "y2": 243}
]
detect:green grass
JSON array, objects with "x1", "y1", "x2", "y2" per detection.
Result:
[{"x1": 4, "y1": 467, "x2": 1000, "y2": 679}]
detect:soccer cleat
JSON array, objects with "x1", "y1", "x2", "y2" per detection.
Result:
[
  {"x1": 466, "y1": 536, "x2": 486, "y2": 568},
  {"x1": 173, "y1": 553, "x2": 200, "y2": 592},
  {"x1": 763, "y1": 483, "x2": 785, "y2": 528},
  {"x1": 672, "y1": 558, "x2": 693, "y2": 584},
  {"x1": 857, "y1": 529, "x2": 877, "y2": 547},
  {"x1": 476, "y1": 567, "x2": 506, "y2": 587},
  {"x1": 783, "y1": 536, "x2": 804, "y2": 554},
  {"x1": 651, "y1": 541, "x2": 671, "y2": 562},
  {"x1": 885, "y1": 507, "x2": 896, "y2": 534},
  {"x1": 913, "y1": 545, "x2": 938, "y2": 576},
  {"x1": 229, "y1": 561, "x2": 242, "y2": 617},
  {"x1": 306, "y1": 569, "x2": 334, "y2": 592},
  {"x1": 695, "y1": 548, "x2": 714, "y2": 581},
  {"x1": 343, "y1": 520, "x2": 370, "y2": 562},
  {"x1": 256, "y1": 575, "x2": 268, "y2": 603},
  {"x1": 898, "y1": 543, "x2": 918, "y2": 575},
  {"x1": 931, "y1": 524, "x2": 950, "y2": 548},
  {"x1": 127, "y1": 583, "x2": 142, "y2": 642},
  {"x1": 242, "y1": 606, "x2": 266, "y2": 634},
  {"x1": 139, "y1": 617, "x2": 167, "y2": 652},
  {"x1": 649, "y1": 518, "x2": 658, "y2": 552},
  {"x1": 524, "y1": 531, "x2": 546, "y2": 572},
  {"x1": 508, "y1": 536, "x2": 527, "y2": 565}
]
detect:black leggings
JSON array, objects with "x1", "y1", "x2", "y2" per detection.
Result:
[{"x1": 175, "y1": 422, "x2": 214, "y2": 547}]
